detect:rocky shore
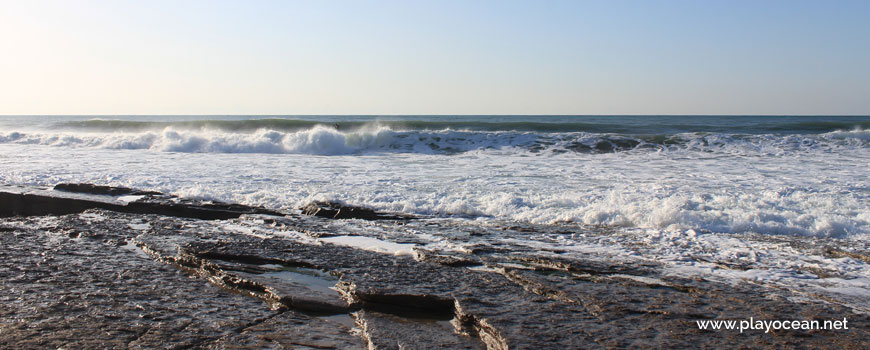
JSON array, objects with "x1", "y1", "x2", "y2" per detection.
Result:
[{"x1": 0, "y1": 184, "x2": 867, "y2": 349}]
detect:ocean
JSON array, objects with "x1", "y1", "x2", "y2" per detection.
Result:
[
  {"x1": 1, "y1": 115, "x2": 867, "y2": 235},
  {"x1": 1, "y1": 115, "x2": 869, "y2": 309}
]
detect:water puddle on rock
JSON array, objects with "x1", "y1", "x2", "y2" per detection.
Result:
[
  {"x1": 320, "y1": 313, "x2": 358, "y2": 330},
  {"x1": 258, "y1": 264, "x2": 340, "y2": 295}
]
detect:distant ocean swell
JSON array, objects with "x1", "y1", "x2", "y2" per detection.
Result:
[
  {"x1": 55, "y1": 118, "x2": 870, "y2": 134},
  {"x1": 1, "y1": 123, "x2": 867, "y2": 155}
]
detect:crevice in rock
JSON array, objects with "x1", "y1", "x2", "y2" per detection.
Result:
[
  {"x1": 193, "y1": 251, "x2": 318, "y2": 270},
  {"x1": 353, "y1": 309, "x2": 487, "y2": 350},
  {"x1": 452, "y1": 304, "x2": 509, "y2": 350},
  {"x1": 137, "y1": 239, "x2": 500, "y2": 348},
  {"x1": 140, "y1": 241, "x2": 463, "y2": 321},
  {"x1": 500, "y1": 267, "x2": 583, "y2": 305},
  {"x1": 192, "y1": 309, "x2": 290, "y2": 349},
  {"x1": 175, "y1": 248, "x2": 332, "y2": 312},
  {"x1": 349, "y1": 293, "x2": 457, "y2": 320}
]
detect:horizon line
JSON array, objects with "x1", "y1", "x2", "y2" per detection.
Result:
[{"x1": 2, "y1": 114, "x2": 869, "y2": 117}]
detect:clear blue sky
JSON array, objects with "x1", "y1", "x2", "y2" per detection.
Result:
[{"x1": 0, "y1": 0, "x2": 868, "y2": 115}]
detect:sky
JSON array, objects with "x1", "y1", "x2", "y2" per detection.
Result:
[{"x1": 0, "y1": 0, "x2": 868, "y2": 115}]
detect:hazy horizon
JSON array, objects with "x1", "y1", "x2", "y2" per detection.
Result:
[
  {"x1": 3, "y1": 114, "x2": 869, "y2": 117},
  {"x1": 2, "y1": 0, "x2": 869, "y2": 115}
]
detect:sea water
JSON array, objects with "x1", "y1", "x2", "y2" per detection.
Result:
[
  {"x1": 1, "y1": 115, "x2": 869, "y2": 309},
  {"x1": 1, "y1": 115, "x2": 867, "y2": 237}
]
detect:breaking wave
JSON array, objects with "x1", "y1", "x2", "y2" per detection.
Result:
[
  {"x1": 1, "y1": 116, "x2": 868, "y2": 238},
  {"x1": 1, "y1": 123, "x2": 868, "y2": 156}
]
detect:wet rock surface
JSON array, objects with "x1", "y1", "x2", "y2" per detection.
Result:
[
  {"x1": 0, "y1": 217, "x2": 290, "y2": 348},
  {"x1": 301, "y1": 201, "x2": 414, "y2": 221},
  {"x1": 1, "y1": 185, "x2": 283, "y2": 219},
  {"x1": 1, "y1": 186, "x2": 868, "y2": 349},
  {"x1": 54, "y1": 182, "x2": 163, "y2": 196}
]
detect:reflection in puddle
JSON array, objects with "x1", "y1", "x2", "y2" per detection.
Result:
[
  {"x1": 259, "y1": 264, "x2": 340, "y2": 295},
  {"x1": 321, "y1": 313, "x2": 358, "y2": 330}
]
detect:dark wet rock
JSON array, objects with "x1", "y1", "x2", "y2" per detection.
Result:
[
  {"x1": 493, "y1": 266, "x2": 864, "y2": 348},
  {"x1": 301, "y1": 201, "x2": 376, "y2": 220},
  {"x1": 180, "y1": 238, "x2": 461, "y2": 313},
  {"x1": 414, "y1": 249, "x2": 483, "y2": 267},
  {"x1": 354, "y1": 310, "x2": 484, "y2": 350},
  {"x1": 511, "y1": 255, "x2": 659, "y2": 277},
  {"x1": 1, "y1": 187, "x2": 869, "y2": 349},
  {"x1": 127, "y1": 195, "x2": 284, "y2": 220},
  {"x1": 210, "y1": 312, "x2": 364, "y2": 349},
  {"x1": 176, "y1": 248, "x2": 351, "y2": 314},
  {"x1": 301, "y1": 201, "x2": 413, "y2": 220},
  {"x1": 259, "y1": 214, "x2": 361, "y2": 238},
  {"x1": 54, "y1": 182, "x2": 161, "y2": 196},
  {"x1": 0, "y1": 215, "x2": 359, "y2": 349},
  {"x1": 0, "y1": 188, "x2": 283, "y2": 220},
  {"x1": 0, "y1": 190, "x2": 125, "y2": 217},
  {"x1": 171, "y1": 233, "x2": 870, "y2": 349}
]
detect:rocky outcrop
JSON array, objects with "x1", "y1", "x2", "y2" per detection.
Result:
[
  {"x1": 301, "y1": 201, "x2": 413, "y2": 220},
  {"x1": 54, "y1": 183, "x2": 162, "y2": 196},
  {"x1": 0, "y1": 190, "x2": 125, "y2": 217},
  {"x1": 1, "y1": 185, "x2": 868, "y2": 349},
  {"x1": 0, "y1": 215, "x2": 311, "y2": 348},
  {"x1": 0, "y1": 185, "x2": 283, "y2": 220}
]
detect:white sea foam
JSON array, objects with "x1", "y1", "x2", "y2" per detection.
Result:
[
  {"x1": 0, "y1": 121, "x2": 868, "y2": 238},
  {"x1": 319, "y1": 235, "x2": 417, "y2": 256}
]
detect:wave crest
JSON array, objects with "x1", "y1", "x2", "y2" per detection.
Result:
[{"x1": 1, "y1": 123, "x2": 867, "y2": 155}]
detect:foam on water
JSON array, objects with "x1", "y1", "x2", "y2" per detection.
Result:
[
  {"x1": 0, "y1": 125, "x2": 532, "y2": 155},
  {"x1": 319, "y1": 236, "x2": 417, "y2": 256},
  {"x1": 0, "y1": 117, "x2": 867, "y2": 239},
  {"x1": 1, "y1": 142, "x2": 867, "y2": 239}
]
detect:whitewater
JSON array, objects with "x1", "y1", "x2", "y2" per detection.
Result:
[{"x1": 1, "y1": 115, "x2": 868, "y2": 238}]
